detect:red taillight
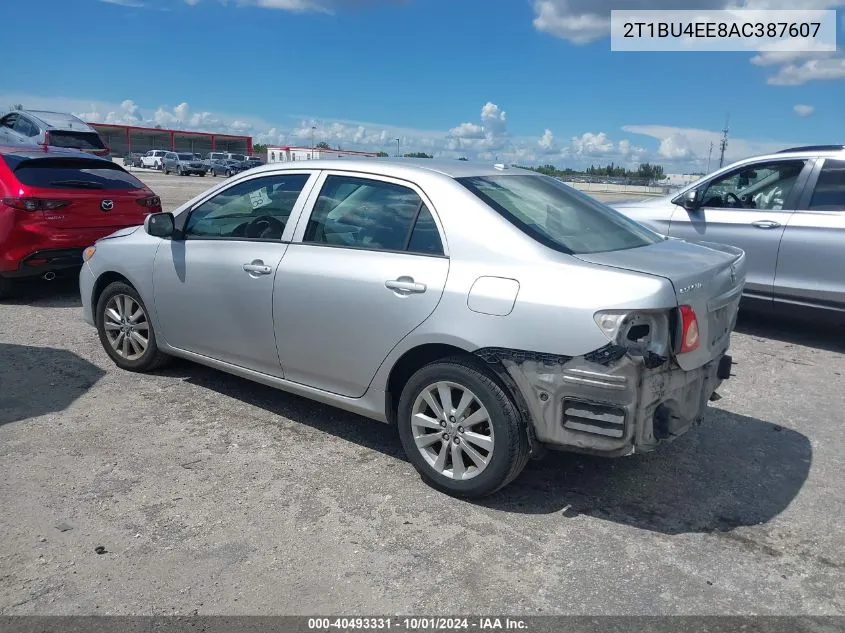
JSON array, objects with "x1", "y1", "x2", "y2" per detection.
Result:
[
  {"x1": 678, "y1": 305, "x2": 700, "y2": 353},
  {"x1": 136, "y1": 195, "x2": 162, "y2": 211},
  {"x1": 2, "y1": 197, "x2": 70, "y2": 212}
]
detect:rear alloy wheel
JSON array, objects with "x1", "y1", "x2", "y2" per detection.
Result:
[
  {"x1": 96, "y1": 281, "x2": 171, "y2": 372},
  {"x1": 397, "y1": 357, "x2": 530, "y2": 498}
]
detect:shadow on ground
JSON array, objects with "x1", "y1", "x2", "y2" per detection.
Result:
[
  {"x1": 736, "y1": 309, "x2": 845, "y2": 354},
  {"x1": 0, "y1": 277, "x2": 81, "y2": 308},
  {"x1": 158, "y1": 361, "x2": 811, "y2": 536},
  {"x1": 0, "y1": 343, "x2": 105, "y2": 426}
]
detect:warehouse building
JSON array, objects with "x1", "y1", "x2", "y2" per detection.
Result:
[
  {"x1": 91, "y1": 123, "x2": 252, "y2": 156},
  {"x1": 266, "y1": 146, "x2": 379, "y2": 163}
]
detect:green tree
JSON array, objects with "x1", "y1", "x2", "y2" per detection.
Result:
[
  {"x1": 403, "y1": 152, "x2": 432, "y2": 159},
  {"x1": 252, "y1": 143, "x2": 267, "y2": 154},
  {"x1": 376, "y1": 151, "x2": 389, "y2": 157},
  {"x1": 315, "y1": 141, "x2": 331, "y2": 149},
  {"x1": 457, "y1": 157, "x2": 468, "y2": 161}
]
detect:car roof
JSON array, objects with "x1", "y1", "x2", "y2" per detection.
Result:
[
  {"x1": 248, "y1": 158, "x2": 536, "y2": 180},
  {"x1": 753, "y1": 145, "x2": 845, "y2": 161},
  {"x1": 18, "y1": 110, "x2": 97, "y2": 133}
]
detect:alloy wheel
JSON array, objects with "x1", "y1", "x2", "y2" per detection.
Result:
[
  {"x1": 410, "y1": 381, "x2": 495, "y2": 481},
  {"x1": 103, "y1": 294, "x2": 150, "y2": 361}
]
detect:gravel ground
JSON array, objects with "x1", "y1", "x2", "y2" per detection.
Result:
[{"x1": 1, "y1": 172, "x2": 843, "y2": 616}]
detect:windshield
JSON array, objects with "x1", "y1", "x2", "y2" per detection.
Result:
[
  {"x1": 229, "y1": 154, "x2": 245, "y2": 162},
  {"x1": 177, "y1": 153, "x2": 194, "y2": 160},
  {"x1": 457, "y1": 174, "x2": 662, "y2": 255}
]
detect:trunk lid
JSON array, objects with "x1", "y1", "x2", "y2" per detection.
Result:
[{"x1": 574, "y1": 238, "x2": 747, "y2": 371}]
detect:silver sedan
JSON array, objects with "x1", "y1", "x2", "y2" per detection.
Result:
[{"x1": 80, "y1": 159, "x2": 746, "y2": 498}]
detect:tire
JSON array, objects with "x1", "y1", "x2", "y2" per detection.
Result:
[
  {"x1": 226, "y1": 170, "x2": 232, "y2": 177},
  {"x1": 198, "y1": 172, "x2": 205, "y2": 177},
  {"x1": 178, "y1": 167, "x2": 184, "y2": 176},
  {"x1": 95, "y1": 281, "x2": 171, "y2": 372},
  {"x1": 0, "y1": 276, "x2": 16, "y2": 300},
  {"x1": 163, "y1": 166, "x2": 169, "y2": 175},
  {"x1": 397, "y1": 356, "x2": 530, "y2": 498}
]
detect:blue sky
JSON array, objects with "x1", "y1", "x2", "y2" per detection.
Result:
[{"x1": 3, "y1": 0, "x2": 844, "y2": 171}]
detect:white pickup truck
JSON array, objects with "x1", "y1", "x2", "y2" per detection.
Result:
[{"x1": 140, "y1": 150, "x2": 168, "y2": 170}]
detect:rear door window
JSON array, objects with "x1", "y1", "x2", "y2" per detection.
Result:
[
  {"x1": 808, "y1": 159, "x2": 845, "y2": 211},
  {"x1": 49, "y1": 131, "x2": 106, "y2": 151},
  {"x1": 3, "y1": 156, "x2": 146, "y2": 190}
]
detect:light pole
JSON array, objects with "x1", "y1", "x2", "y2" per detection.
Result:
[
  {"x1": 395, "y1": 138, "x2": 400, "y2": 157},
  {"x1": 311, "y1": 126, "x2": 316, "y2": 158}
]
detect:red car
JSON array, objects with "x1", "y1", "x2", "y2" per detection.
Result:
[{"x1": 0, "y1": 146, "x2": 161, "y2": 298}]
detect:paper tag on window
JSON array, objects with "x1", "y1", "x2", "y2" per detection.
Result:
[{"x1": 249, "y1": 188, "x2": 272, "y2": 209}]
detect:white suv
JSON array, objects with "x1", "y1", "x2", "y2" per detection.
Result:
[{"x1": 141, "y1": 150, "x2": 168, "y2": 170}]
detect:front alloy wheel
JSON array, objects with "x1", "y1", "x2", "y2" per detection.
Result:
[{"x1": 96, "y1": 281, "x2": 171, "y2": 372}]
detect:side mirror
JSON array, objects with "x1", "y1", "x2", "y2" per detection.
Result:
[
  {"x1": 145, "y1": 212, "x2": 175, "y2": 238},
  {"x1": 682, "y1": 189, "x2": 700, "y2": 210}
]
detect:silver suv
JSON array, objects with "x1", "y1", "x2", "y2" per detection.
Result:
[
  {"x1": 162, "y1": 152, "x2": 207, "y2": 177},
  {"x1": 613, "y1": 145, "x2": 845, "y2": 317},
  {"x1": 80, "y1": 159, "x2": 745, "y2": 497}
]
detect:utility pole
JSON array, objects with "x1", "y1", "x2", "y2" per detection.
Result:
[
  {"x1": 707, "y1": 141, "x2": 714, "y2": 173},
  {"x1": 718, "y1": 114, "x2": 730, "y2": 169},
  {"x1": 311, "y1": 126, "x2": 316, "y2": 156},
  {"x1": 395, "y1": 138, "x2": 400, "y2": 157}
]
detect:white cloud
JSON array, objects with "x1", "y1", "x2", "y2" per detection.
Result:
[
  {"x1": 0, "y1": 92, "x2": 812, "y2": 171},
  {"x1": 767, "y1": 55, "x2": 845, "y2": 84},
  {"x1": 100, "y1": 0, "x2": 145, "y2": 6},
  {"x1": 793, "y1": 104, "x2": 815, "y2": 117},
  {"x1": 623, "y1": 123, "x2": 801, "y2": 164},
  {"x1": 448, "y1": 122, "x2": 485, "y2": 139},
  {"x1": 658, "y1": 134, "x2": 694, "y2": 159}
]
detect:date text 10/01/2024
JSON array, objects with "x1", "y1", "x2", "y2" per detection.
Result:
[{"x1": 307, "y1": 617, "x2": 528, "y2": 630}]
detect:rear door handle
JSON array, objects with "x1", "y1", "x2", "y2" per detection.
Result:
[
  {"x1": 243, "y1": 261, "x2": 272, "y2": 275},
  {"x1": 385, "y1": 278, "x2": 426, "y2": 294},
  {"x1": 751, "y1": 220, "x2": 781, "y2": 229}
]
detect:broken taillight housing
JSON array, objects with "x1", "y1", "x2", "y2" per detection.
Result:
[
  {"x1": 678, "y1": 305, "x2": 700, "y2": 353},
  {"x1": 593, "y1": 309, "x2": 672, "y2": 361},
  {"x1": 2, "y1": 197, "x2": 70, "y2": 211}
]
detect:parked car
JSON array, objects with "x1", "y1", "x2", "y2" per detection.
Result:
[
  {"x1": 162, "y1": 152, "x2": 207, "y2": 176},
  {"x1": 208, "y1": 158, "x2": 246, "y2": 178},
  {"x1": 141, "y1": 150, "x2": 168, "y2": 170},
  {"x1": 243, "y1": 156, "x2": 263, "y2": 169},
  {"x1": 612, "y1": 145, "x2": 845, "y2": 317},
  {"x1": 124, "y1": 152, "x2": 144, "y2": 168},
  {"x1": 79, "y1": 159, "x2": 744, "y2": 497},
  {"x1": 225, "y1": 152, "x2": 247, "y2": 163},
  {"x1": 0, "y1": 110, "x2": 110, "y2": 157},
  {"x1": 0, "y1": 146, "x2": 161, "y2": 298}
]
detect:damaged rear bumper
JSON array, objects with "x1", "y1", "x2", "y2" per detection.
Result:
[{"x1": 476, "y1": 346, "x2": 732, "y2": 457}]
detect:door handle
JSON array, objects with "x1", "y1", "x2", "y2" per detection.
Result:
[
  {"x1": 243, "y1": 261, "x2": 272, "y2": 275},
  {"x1": 385, "y1": 278, "x2": 426, "y2": 294},
  {"x1": 751, "y1": 220, "x2": 781, "y2": 229}
]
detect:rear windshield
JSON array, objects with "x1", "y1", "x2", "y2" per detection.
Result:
[
  {"x1": 177, "y1": 153, "x2": 194, "y2": 160},
  {"x1": 229, "y1": 154, "x2": 245, "y2": 162},
  {"x1": 47, "y1": 131, "x2": 106, "y2": 151},
  {"x1": 457, "y1": 174, "x2": 662, "y2": 254},
  {"x1": 4, "y1": 156, "x2": 146, "y2": 190}
]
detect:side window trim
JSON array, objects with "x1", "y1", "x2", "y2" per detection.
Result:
[
  {"x1": 289, "y1": 169, "x2": 448, "y2": 257},
  {"x1": 696, "y1": 158, "x2": 812, "y2": 211},
  {"x1": 174, "y1": 170, "x2": 320, "y2": 243}
]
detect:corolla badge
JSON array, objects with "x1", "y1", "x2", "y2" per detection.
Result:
[
  {"x1": 101, "y1": 199, "x2": 114, "y2": 212},
  {"x1": 679, "y1": 281, "x2": 703, "y2": 294}
]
